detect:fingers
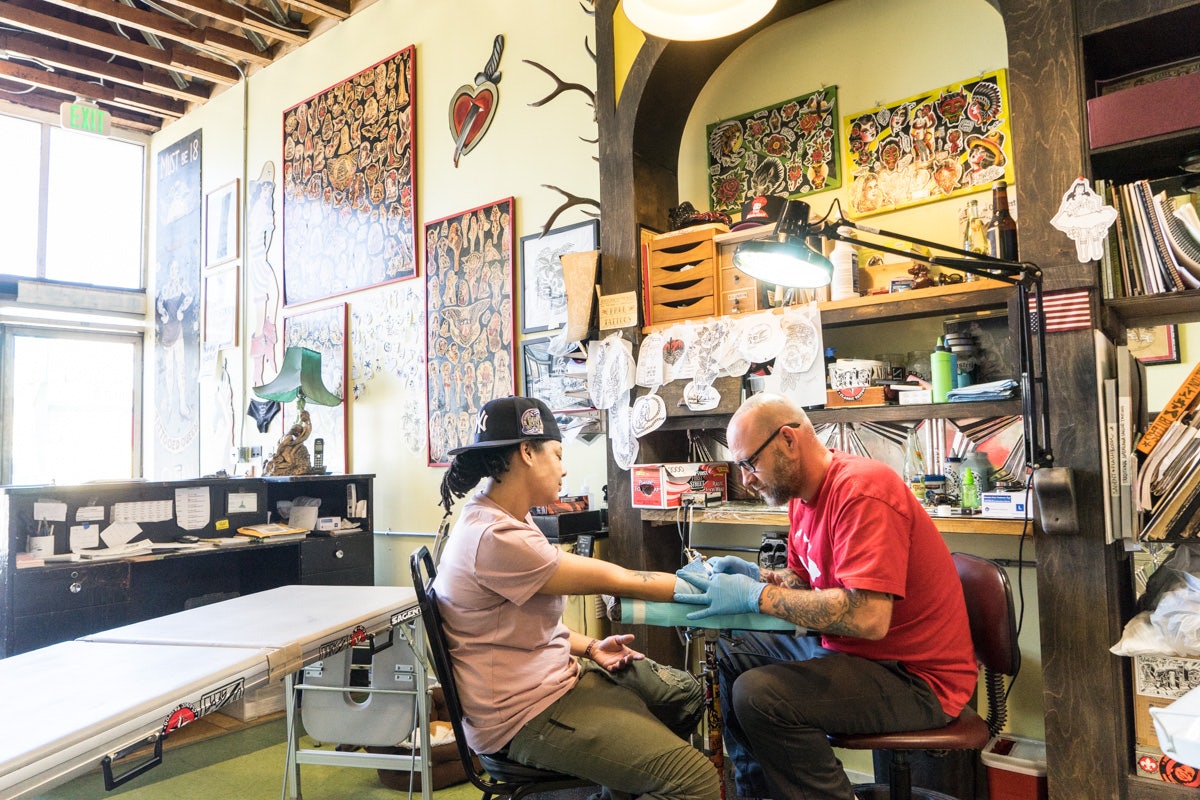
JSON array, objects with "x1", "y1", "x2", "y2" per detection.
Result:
[
  {"x1": 676, "y1": 570, "x2": 710, "y2": 591},
  {"x1": 673, "y1": 591, "x2": 707, "y2": 605}
]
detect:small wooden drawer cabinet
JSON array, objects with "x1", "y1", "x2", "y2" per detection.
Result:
[{"x1": 643, "y1": 223, "x2": 725, "y2": 326}]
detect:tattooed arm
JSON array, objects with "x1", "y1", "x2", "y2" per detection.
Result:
[
  {"x1": 540, "y1": 550, "x2": 678, "y2": 602},
  {"x1": 758, "y1": 583, "x2": 894, "y2": 640}
]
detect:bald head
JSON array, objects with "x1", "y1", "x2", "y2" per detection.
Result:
[{"x1": 729, "y1": 393, "x2": 813, "y2": 444}]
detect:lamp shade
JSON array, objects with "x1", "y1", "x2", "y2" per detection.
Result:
[
  {"x1": 623, "y1": 0, "x2": 776, "y2": 41},
  {"x1": 732, "y1": 239, "x2": 834, "y2": 288},
  {"x1": 253, "y1": 346, "x2": 342, "y2": 407}
]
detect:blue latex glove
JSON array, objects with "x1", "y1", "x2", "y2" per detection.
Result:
[
  {"x1": 673, "y1": 557, "x2": 708, "y2": 595},
  {"x1": 673, "y1": 570, "x2": 766, "y2": 620},
  {"x1": 707, "y1": 555, "x2": 761, "y2": 581}
]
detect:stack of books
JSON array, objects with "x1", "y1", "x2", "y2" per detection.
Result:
[
  {"x1": 1135, "y1": 360, "x2": 1200, "y2": 541},
  {"x1": 1098, "y1": 178, "x2": 1200, "y2": 300}
]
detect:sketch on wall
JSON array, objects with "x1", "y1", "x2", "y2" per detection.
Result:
[
  {"x1": 350, "y1": 284, "x2": 427, "y2": 454},
  {"x1": 844, "y1": 70, "x2": 1014, "y2": 216},
  {"x1": 425, "y1": 197, "x2": 515, "y2": 465},
  {"x1": 282, "y1": 303, "x2": 349, "y2": 474},
  {"x1": 153, "y1": 129, "x2": 202, "y2": 478},
  {"x1": 282, "y1": 45, "x2": 417, "y2": 306},
  {"x1": 247, "y1": 161, "x2": 280, "y2": 387}
]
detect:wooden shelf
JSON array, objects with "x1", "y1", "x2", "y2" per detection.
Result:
[
  {"x1": 808, "y1": 398, "x2": 1021, "y2": 425},
  {"x1": 640, "y1": 502, "x2": 1029, "y2": 535},
  {"x1": 1105, "y1": 290, "x2": 1200, "y2": 327}
]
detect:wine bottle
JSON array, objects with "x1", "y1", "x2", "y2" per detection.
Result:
[{"x1": 986, "y1": 180, "x2": 1019, "y2": 261}]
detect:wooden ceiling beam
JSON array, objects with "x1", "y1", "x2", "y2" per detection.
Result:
[
  {"x1": 158, "y1": 0, "x2": 309, "y2": 46},
  {"x1": 0, "y1": 89, "x2": 162, "y2": 132},
  {"x1": 39, "y1": 0, "x2": 272, "y2": 66},
  {"x1": 1, "y1": 0, "x2": 241, "y2": 84},
  {"x1": 0, "y1": 31, "x2": 208, "y2": 107},
  {"x1": 284, "y1": 0, "x2": 348, "y2": 21}
]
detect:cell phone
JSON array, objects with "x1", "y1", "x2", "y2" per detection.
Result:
[{"x1": 313, "y1": 438, "x2": 324, "y2": 470}]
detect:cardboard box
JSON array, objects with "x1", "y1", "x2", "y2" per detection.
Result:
[
  {"x1": 631, "y1": 462, "x2": 729, "y2": 509},
  {"x1": 981, "y1": 735, "x2": 1047, "y2": 800},
  {"x1": 1133, "y1": 655, "x2": 1200, "y2": 749},
  {"x1": 981, "y1": 490, "x2": 1031, "y2": 519},
  {"x1": 1087, "y1": 70, "x2": 1200, "y2": 149}
]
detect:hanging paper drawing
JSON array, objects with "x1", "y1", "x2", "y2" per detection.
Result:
[
  {"x1": 844, "y1": 70, "x2": 1014, "y2": 217},
  {"x1": 707, "y1": 87, "x2": 840, "y2": 215}
]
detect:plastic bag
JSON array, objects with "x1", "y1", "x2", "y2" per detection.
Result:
[
  {"x1": 1113, "y1": 544, "x2": 1200, "y2": 657},
  {"x1": 1152, "y1": 572, "x2": 1200, "y2": 655}
]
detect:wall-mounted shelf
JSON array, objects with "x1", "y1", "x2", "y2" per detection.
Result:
[
  {"x1": 640, "y1": 502, "x2": 1029, "y2": 536},
  {"x1": 1104, "y1": 289, "x2": 1200, "y2": 328}
]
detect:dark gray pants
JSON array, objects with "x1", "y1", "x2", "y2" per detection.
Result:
[
  {"x1": 718, "y1": 631, "x2": 950, "y2": 800},
  {"x1": 508, "y1": 658, "x2": 721, "y2": 800}
]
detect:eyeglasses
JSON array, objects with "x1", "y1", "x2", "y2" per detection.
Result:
[{"x1": 734, "y1": 423, "x2": 802, "y2": 473}]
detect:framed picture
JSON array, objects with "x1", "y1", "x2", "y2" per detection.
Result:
[
  {"x1": 281, "y1": 303, "x2": 348, "y2": 473},
  {"x1": 425, "y1": 198, "x2": 516, "y2": 465},
  {"x1": 1128, "y1": 324, "x2": 1181, "y2": 365},
  {"x1": 281, "y1": 46, "x2": 417, "y2": 306},
  {"x1": 522, "y1": 337, "x2": 591, "y2": 412},
  {"x1": 519, "y1": 219, "x2": 599, "y2": 333},
  {"x1": 204, "y1": 179, "x2": 239, "y2": 268},
  {"x1": 202, "y1": 262, "x2": 239, "y2": 349}
]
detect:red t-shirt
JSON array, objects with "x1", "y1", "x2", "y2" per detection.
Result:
[{"x1": 787, "y1": 451, "x2": 979, "y2": 716}]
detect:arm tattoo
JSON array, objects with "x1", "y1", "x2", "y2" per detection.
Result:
[
  {"x1": 631, "y1": 571, "x2": 657, "y2": 583},
  {"x1": 759, "y1": 586, "x2": 871, "y2": 637}
]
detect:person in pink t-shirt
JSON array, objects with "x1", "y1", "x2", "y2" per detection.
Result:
[
  {"x1": 674, "y1": 393, "x2": 978, "y2": 800},
  {"x1": 435, "y1": 396, "x2": 719, "y2": 800}
]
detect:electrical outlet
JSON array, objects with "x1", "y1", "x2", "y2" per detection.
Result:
[{"x1": 250, "y1": 446, "x2": 262, "y2": 459}]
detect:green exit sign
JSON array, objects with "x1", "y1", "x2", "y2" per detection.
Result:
[{"x1": 59, "y1": 101, "x2": 111, "y2": 136}]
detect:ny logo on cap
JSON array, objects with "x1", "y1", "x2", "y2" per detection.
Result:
[{"x1": 475, "y1": 410, "x2": 489, "y2": 434}]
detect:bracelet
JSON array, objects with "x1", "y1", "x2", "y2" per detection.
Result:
[{"x1": 584, "y1": 639, "x2": 599, "y2": 660}]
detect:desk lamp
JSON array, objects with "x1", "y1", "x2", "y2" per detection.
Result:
[
  {"x1": 734, "y1": 198, "x2": 1077, "y2": 533},
  {"x1": 253, "y1": 346, "x2": 342, "y2": 476}
]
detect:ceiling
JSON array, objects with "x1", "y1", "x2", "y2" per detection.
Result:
[{"x1": 0, "y1": 0, "x2": 375, "y2": 133}]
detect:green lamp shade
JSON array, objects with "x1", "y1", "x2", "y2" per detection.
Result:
[{"x1": 253, "y1": 346, "x2": 342, "y2": 407}]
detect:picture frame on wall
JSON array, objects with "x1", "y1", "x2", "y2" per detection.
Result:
[
  {"x1": 425, "y1": 197, "x2": 516, "y2": 465},
  {"x1": 204, "y1": 179, "x2": 239, "y2": 268},
  {"x1": 519, "y1": 218, "x2": 599, "y2": 333},
  {"x1": 281, "y1": 46, "x2": 418, "y2": 307},
  {"x1": 202, "y1": 262, "x2": 239, "y2": 349},
  {"x1": 1128, "y1": 324, "x2": 1181, "y2": 365},
  {"x1": 522, "y1": 336, "x2": 591, "y2": 412}
]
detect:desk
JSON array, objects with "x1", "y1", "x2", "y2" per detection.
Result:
[{"x1": 0, "y1": 585, "x2": 427, "y2": 800}]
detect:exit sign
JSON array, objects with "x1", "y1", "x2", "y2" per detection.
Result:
[{"x1": 60, "y1": 101, "x2": 111, "y2": 137}]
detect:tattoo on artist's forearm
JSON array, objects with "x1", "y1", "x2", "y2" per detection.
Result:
[{"x1": 760, "y1": 587, "x2": 867, "y2": 636}]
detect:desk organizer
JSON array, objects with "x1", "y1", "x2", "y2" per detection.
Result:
[{"x1": 643, "y1": 224, "x2": 725, "y2": 326}]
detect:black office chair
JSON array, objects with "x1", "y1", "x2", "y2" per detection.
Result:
[
  {"x1": 828, "y1": 552, "x2": 1021, "y2": 800},
  {"x1": 410, "y1": 546, "x2": 595, "y2": 800}
]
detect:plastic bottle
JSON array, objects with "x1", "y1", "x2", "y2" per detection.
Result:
[
  {"x1": 903, "y1": 427, "x2": 926, "y2": 501},
  {"x1": 986, "y1": 180, "x2": 1019, "y2": 261},
  {"x1": 960, "y1": 468, "x2": 981, "y2": 509},
  {"x1": 829, "y1": 228, "x2": 858, "y2": 301},
  {"x1": 963, "y1": 451, "x2": 993, "y2": 491},
  {"x1": 930, "y1": 337, "x2": 955, "y2": 403}
]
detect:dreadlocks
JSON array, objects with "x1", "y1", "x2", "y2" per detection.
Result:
[{"x1": 439, "y1": 441, "x2": 550, "y2": 518}]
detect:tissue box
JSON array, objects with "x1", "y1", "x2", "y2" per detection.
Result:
[
  {"x1": 631, "y1": 462, "x2": 729, "y2": 509},
  {"x1": 981, "y1": 491, "x2": 1030, "y2": 519}
]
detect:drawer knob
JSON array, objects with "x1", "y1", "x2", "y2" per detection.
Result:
[
  {"x1": 334, "y1": 549, "x2": 344, "y2": 559},
  {"x1": 70, "y1": 582, "x2": 83, "y2": 594}
]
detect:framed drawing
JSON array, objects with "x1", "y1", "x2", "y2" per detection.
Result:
[
  {"x1": 204, "y1": 179, "x2": 239, "y2": 268},
  {"x1": 202, "y1": 262, "x2": 239, "y2": 349},
  {"x1": 281, "y1": 45, "x2": 417, "y2": 306},
  {"x1": 281, "y1": 303, "x2": 348, "y2": 473},
  {"x1": 1128, "y1": 324, "x2": 1181, "y2": 365},
  {"x1": 425, "y1": 197, "x2": 515, "y2": 465},
  {"x1": 707, "y1": 86, "x2": 840, "y2": 215},
  {"x1": 844, "y1": 70, "x2": 1014, "y2": 217},
  {"x1": 522, "y1": 337, "x2": 591, "y2": 412},
  {"x1": 519, "y1": 219, "x2": 599, "y2": 333}
]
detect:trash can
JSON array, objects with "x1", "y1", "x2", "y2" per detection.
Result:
[{"x1": 981, "y1": 735, "x2": 1048, "y2": 800}]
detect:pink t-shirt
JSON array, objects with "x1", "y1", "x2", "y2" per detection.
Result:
[
  {"x1": 432, "y1": 493, "x2": 578, "y2": 753},
  {"x1": 787, "y1": 451, "x2": 979, "y2": 717}
]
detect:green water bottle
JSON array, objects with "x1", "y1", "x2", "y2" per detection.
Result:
[{"x1": 930, "y1": 337, "x2": 955, "y2": 403}]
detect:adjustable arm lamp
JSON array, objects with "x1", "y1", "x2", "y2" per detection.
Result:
[{"x1": 734, "y1": 198, "x2": 1054, "y2": 473}]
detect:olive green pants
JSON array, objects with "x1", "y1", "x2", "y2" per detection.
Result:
[{"x1": 507, "y1": 658, "x2": 720, "y2": 800}]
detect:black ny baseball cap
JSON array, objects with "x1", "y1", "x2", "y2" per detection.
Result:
[{"x1": 447, "y1": 396, "x2": 563, "y2": 455}]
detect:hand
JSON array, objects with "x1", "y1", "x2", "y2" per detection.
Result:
[
  {"x1": 707, "y1": 555, "x2": 761, "y2": 581},
  {"x1": 673, "y1": 571, "x2": 765, "y2": 620},
  {"x1": 587, "y1": 634, "x2": 645, "y2": 672}
]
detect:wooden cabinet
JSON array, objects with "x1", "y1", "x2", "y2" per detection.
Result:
[
  {"x1": 643, "y1": 224, "x2": 723, "y2": 325},
  {"x1": 0, "y1": 474, "x2": 375, "y2": 657}
]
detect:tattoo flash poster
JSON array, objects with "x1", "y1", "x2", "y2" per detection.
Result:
[
  {"x1": 844, "y1": 70, "x2": 1014, "y2": 217},
  {"x1": 425, "y1": 198, "x2": 516, "y2": 465},
  {"x1": 707, "y1": 87, "x2": 840, "y2": 215},
  {"x1": 281, "y1": 46, "x2": 417, "y2": 306},
  {"x1": 282, "y1": 303, "x2": 348, "y2": 474}
]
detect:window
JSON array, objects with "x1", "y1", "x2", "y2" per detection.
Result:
[
  {"x1": 0, "y1": 110, "x2": 145, "y2": 289},
  {"x1": 0, "y1": 107, "x2": 149, "y2": 484}
]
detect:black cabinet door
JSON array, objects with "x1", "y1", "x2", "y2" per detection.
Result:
[
  {"x1": 13, "y1": 562, "x2": 131, "y2": 614},
  {"x1": 299, "y1": 533, "x2": 373, "y2": 585}
]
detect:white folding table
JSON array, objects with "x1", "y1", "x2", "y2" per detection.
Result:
[{"x1": 1, "y1": 584, "x2": 430, "y2": 800}]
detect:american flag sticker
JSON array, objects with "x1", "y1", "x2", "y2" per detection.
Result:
[{"x1": 1029, "y1": 289, "x2": 1091, "y2": 333}]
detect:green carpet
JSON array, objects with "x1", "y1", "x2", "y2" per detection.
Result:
[{"x1": 32, "y1": 717, "x2": 484, "y2": 800}]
